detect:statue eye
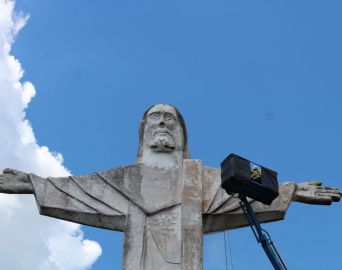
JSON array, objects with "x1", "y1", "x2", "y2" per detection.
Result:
[
  {"x1": 165, "y1": 114, "x2": 174, "y2": 121},
  {"x1": 149, "y1": 113, "x2": 160, "y2": 120}
]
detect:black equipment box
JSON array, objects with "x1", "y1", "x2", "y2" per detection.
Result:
[{"x1": 221, "y1": 154, "x2": 279, "y2": 205}]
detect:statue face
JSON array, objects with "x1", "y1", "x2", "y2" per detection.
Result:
[{"x1": 144, "y1": 104, "x2": 183, "y2": 153}]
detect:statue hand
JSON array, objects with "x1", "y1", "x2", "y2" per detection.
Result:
[
  {"x1": 0, "y1": 168, "x2": 33, "y2": 194},
  {"x1": 293, "y1": 180, "x2": 342, "y2": 205}
]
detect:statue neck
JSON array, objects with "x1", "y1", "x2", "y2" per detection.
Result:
[{"x1": 140, "y1": 148, "x2": 183, "y2": 169}]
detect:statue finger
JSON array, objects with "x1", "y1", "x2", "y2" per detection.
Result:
[
  {"x1": 307, "y1": 180, "x2": 322, "y2": 186},
  {"x1": 331, "y1": 194, "x2": 341, "y2": 202},
  {"x1": 314, "y1": 195, "x2": 333, "y2": 205},
  {"x1": 3, "y1": 168, "x2": 19, "y2": 175},
  {"x1": 317, "y1": 190, "x2": 341, "y2": 202},
  {"x1": 294, "y1": 193, "x2": 332, "y2": 205},
  {"x1": 317, "y1": 186, "x2": 338, "y2": 191},
  {"x1": 317, "y1": 189, "x2": 342, "y2": 196}
]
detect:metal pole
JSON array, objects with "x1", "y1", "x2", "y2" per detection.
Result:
[{"x1": 239, "y1": 195, "x2": 288, "y2": 270}]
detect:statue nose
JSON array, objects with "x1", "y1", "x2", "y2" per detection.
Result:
[{"x1": 159, "y1": 120, "x2": 165, "y2": 127}]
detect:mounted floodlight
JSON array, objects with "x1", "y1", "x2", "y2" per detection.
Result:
[
  {"x1": 220, "y1": 154, "x2": 288, "y2": 270},
  {"x1": 221, "y1": 153, "x2": 279, "y2": 205}
]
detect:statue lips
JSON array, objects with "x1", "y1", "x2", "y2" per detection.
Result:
[{"x1": 153, "y1": 129, "x2": 172, "y2": 136}]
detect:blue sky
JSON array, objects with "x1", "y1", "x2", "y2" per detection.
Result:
[{"x1": 4, "y1": 0, "x2": 342, "y2": 269}]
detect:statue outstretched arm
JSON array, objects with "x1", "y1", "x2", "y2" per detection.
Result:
[
  {"x1": 0, "y1": 168, "x2": 33, "y2": 194},
  {"x1": 0, "y1": 167, "x2": 131, "y2": 231},
  {"x1": 202, "y1": 166, "x2": 341, "y2": 233}
]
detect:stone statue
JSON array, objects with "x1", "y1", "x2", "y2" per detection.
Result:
[{"x1": 0, "y1": 104, "x2": 340, "y2": 270}]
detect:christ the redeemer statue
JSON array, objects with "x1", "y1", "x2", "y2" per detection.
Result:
[{"x1": 0, "y1": 104, "x2": 340, "y2": 270}]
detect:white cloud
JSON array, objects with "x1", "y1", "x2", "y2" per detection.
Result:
[{"x1": 0, "y1": 1, "x2": 102, "y2": 269}]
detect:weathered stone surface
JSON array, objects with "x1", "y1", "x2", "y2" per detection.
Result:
[
  {"x1": 0, "y1": 104, "x2": 341, "y2": 270},
  {"x1": 181, "y1": 160, "x2": 203, "y2": 270}
]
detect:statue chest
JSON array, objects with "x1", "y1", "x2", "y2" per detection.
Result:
[
  {"x1": 122, "y1": 160, "x2": 203, "y2": 270},
  {"x1": 139, "y1": 166, "x2": 182, "y2": 214}
]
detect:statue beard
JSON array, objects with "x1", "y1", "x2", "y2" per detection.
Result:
[{"x1": 149, "y1": 133, "x2": 176, "y2": 152}]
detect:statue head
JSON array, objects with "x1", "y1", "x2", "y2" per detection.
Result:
[{"x1": 137, "y1": 104, "x2": 190, "y2": 167}]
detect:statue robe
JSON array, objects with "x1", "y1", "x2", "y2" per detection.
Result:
[{"x1": 29, "y1": 160, "x2": 295, "y2": 270}]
